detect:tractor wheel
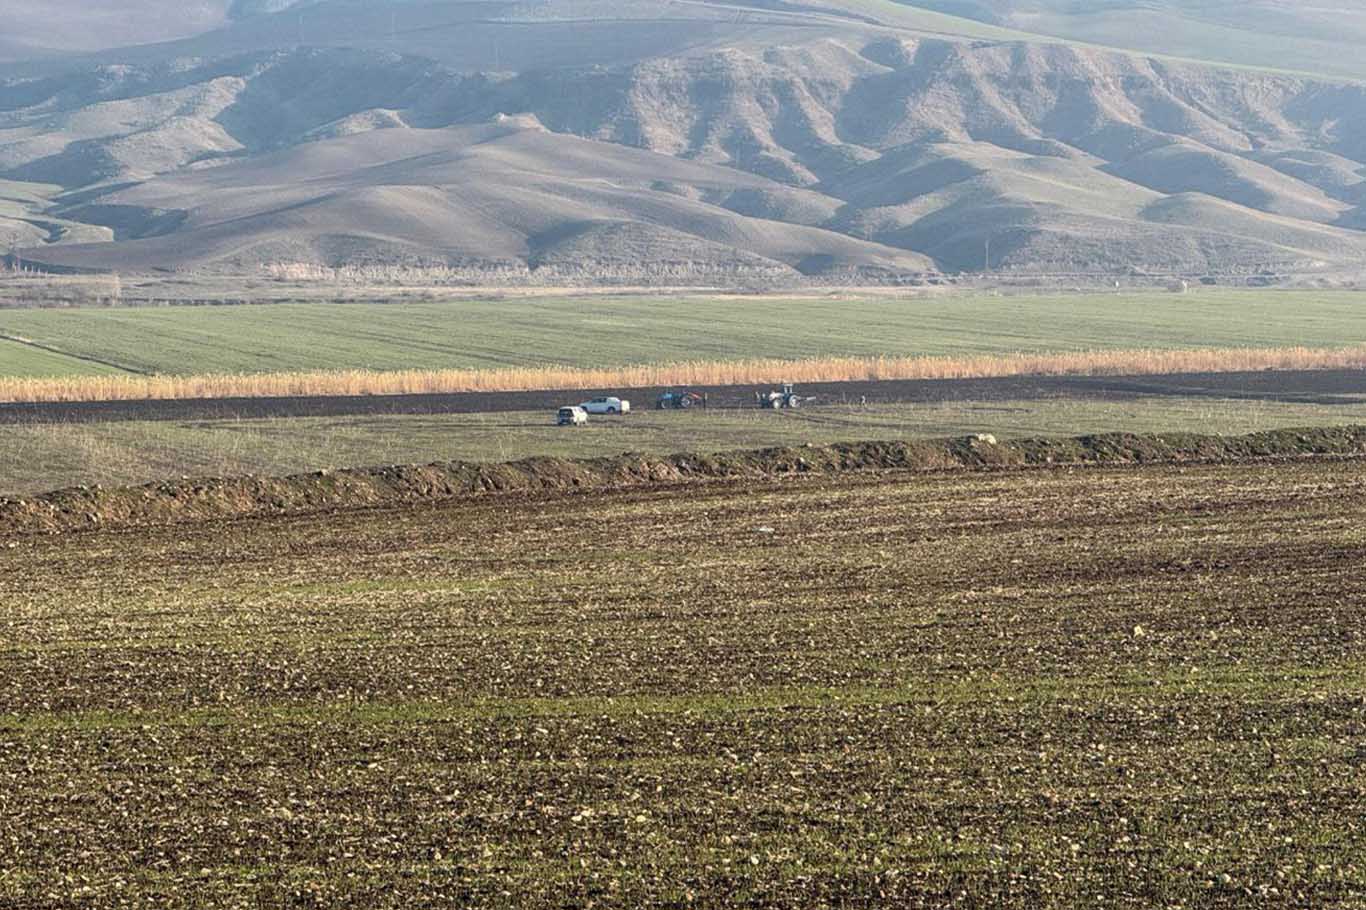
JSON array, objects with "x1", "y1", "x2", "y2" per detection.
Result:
[{"x1": 679, "y1": 396, "x2": 693, "y2": 409}]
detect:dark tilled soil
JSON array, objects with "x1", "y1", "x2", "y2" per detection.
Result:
[
  {"x1": 4, "y1": 454, "x2": 1366, "y2": 907},
  {"x1": 2, "y1": 369, "x2": 1363, "y2": 425}
]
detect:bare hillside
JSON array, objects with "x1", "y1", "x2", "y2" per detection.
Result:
[
  {"x1": 907, "y1": 0, "x2": 1366, "y2": 83},
  {"x1": 0, "y1": 1, "x2": 305, "y2": 62},
  {"x1": 24, "y1": 120, "x2": 932, "y2": 282},
  {"x1": 4, "y1": 0, "x2": 1366, "y2": 281}
]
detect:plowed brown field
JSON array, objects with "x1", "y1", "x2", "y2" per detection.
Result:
[{"x1": 2, "y1": 456, "x2": 1366, "y2": 907}]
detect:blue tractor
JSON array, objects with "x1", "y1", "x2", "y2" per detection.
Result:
[{"x1": 657, "y1": 390, "x2": 704, "y2": 410}]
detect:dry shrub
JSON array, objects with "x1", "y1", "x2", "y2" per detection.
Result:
[
  {"x1": 2, "y1": 344, "x2": 1364, "y2": 403},
  {"x1": 260, "y1": 261, "x2": 532, "y2": 285},
  {"x1": 0, "y1": 270, "x2": 124, "y2": 306}
]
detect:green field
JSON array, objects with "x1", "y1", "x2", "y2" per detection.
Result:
[
  {"x1": 0, "y1": 337, "x2": 121, "y2": 377},
  {"x1": 6, "y1": 393, "x2": 1366, "y2": 495},
  {"x1": 1, "y1": 290, "x2": 1365, "y2": 378}
]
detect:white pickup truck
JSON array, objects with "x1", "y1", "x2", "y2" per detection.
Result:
[
  {"x1": 579, "y1": 396, "x2": 631, "y2": 415},
  {"x1": 557, "y1": 406, "x2": 588, "y2": 426}
]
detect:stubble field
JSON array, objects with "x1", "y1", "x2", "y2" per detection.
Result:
[{"x1": 2, "y1": 456, "x2": 1365, "y2": 907}]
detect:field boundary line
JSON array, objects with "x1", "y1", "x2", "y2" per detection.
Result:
[{"x1": 0, "y1": 332, "x2": 148, "y2": 376}]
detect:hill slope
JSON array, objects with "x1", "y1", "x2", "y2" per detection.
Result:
[
  {"x1": 4, "y1": 1, "x2": 1366, "y2": 280},
  {"x1": 0, "y1": 1, "x2": 315, "y2": 62},
  {"x1": 0, "y1": 0, "x2": 980, "y2": 72},
  {"x1": 24, "y1": 119, "x2": 932, "y2": 281},
  {"x1": 902, "y1": 0, "x2": 1366, "y2": 83}
]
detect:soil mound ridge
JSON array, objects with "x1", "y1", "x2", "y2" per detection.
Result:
[{"x1": 4, "y1": 427, "x2": 1365, "y2": 536}]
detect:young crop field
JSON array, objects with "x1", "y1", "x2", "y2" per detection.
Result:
[
  {"x1": 0, "y1": 337, "x2": 120, "y2": 378},
  {"x1": 1, "y1": 290, "x2": 1364, "y2": 379},
  {"x1": 2, "y1": 456, "x2": 1365, "y2": 906},
  {"x1": 5, "y1": 394, "x2": 1366, "y2": 496}
]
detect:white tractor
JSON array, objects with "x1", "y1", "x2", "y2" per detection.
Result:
[{"x1": 758, "y1": 383, "x2": 811, "y2": 409}]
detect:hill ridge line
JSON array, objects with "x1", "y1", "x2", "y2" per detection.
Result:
[{"x1": 4, "y1": 426, "x2": 1364, "y2": 536}]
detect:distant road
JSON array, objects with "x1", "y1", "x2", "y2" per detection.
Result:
[{"x1": 0, "y1": 370, "x2": 1362, "y2": 425}]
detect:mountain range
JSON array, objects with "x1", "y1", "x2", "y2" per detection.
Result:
[{"x1": 3, "y1": 0, "x2": 1366, "y2": 284}]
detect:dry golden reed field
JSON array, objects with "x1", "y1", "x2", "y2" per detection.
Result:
[{"x1": 3, "y1": 344, "x2": 1364, "y2": 403}]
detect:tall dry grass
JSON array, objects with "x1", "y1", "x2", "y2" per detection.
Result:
[{"x1": 3, "y1": 345, "x2": 1364, "y2": 404}]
